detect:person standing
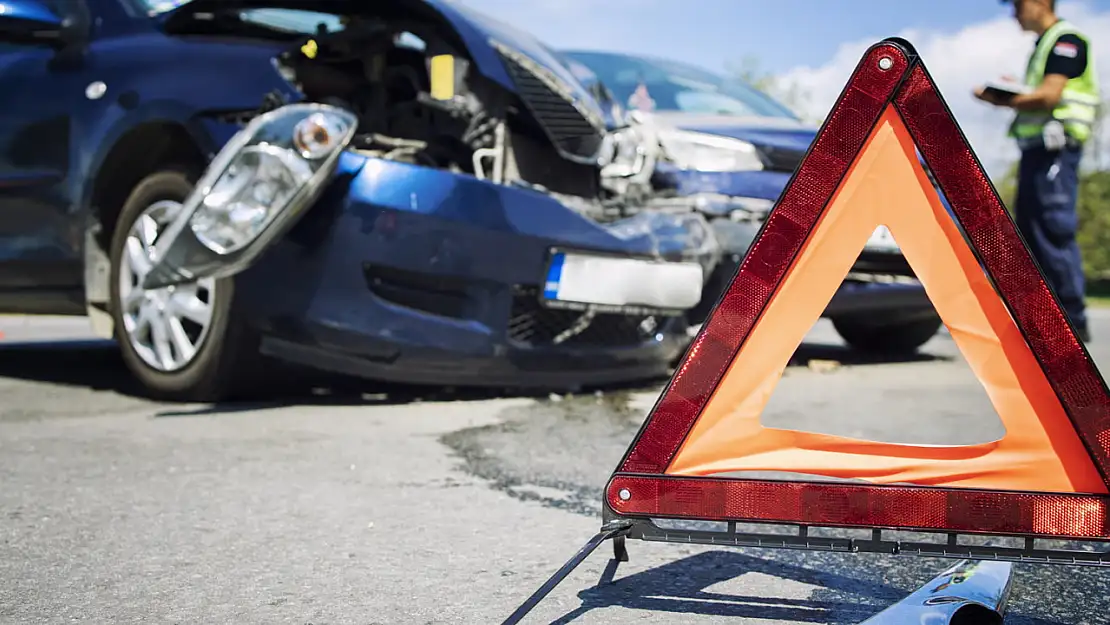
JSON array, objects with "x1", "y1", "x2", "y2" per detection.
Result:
[{"x1": 975, "y1": 0, "x2": 1101, "y2": 343}]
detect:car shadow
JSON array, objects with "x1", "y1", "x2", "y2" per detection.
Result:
[
  {"x1": 544, "y1": 550, "x2": 1065, "y2": 625},
  {"x1": 786, "y1": 340, "x2": 950, "y2": 368},
  {"x1": 0, "y1": 336, "x2": 950, "y2": 414},
  {"x1": 0, "y1": 339, "x2": 550, "y2": 412}
]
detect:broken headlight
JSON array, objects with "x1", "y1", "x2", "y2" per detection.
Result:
[
  {"x1": 141, "y1": 103, "x2": 358, "y2": 289},
  {"x1": 657, "y1": 129, "x2": 764, "y2": 172}
]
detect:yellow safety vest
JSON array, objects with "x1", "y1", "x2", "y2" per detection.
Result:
[{"x1": 1009, "y1": 20, "x2": 1101, "y2": 145}]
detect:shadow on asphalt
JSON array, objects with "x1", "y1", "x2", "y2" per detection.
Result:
[
  {"x1": 0, "y1": 337, "x2": 948, "y2": 414},
  {"x1": 546, "y1": 550, "x2": 1066, "y2": 625},
  {"x1": 551, "y1": 550, "x2": 899, "y2": 624}
]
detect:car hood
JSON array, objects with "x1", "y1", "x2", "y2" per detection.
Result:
[
  {"x1": 162, "y1": 0, "x2": 610, "y2": 126},
  {"x1": 647, "y1": 112, "x2": 817, "y2": 154}
]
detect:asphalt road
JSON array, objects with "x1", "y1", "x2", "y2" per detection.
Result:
[{"x1": 1, "y1": 312, "x2": 1109, "y2": 624}]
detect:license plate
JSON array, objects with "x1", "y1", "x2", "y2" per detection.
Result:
[
  {"x1": 542, "y1": 250, "x2": 704, "y2": 313},
  {"x1": 864, "y1": 225, "x2": 900, "y2": 252}
]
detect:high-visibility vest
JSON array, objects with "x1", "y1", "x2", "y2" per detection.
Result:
[{"x1": 1009, "y1": 20, "x2": 1102, "y2": 145}]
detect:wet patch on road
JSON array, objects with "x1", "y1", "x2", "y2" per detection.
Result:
[{"x1": 440, "y1": 390, "x2": 645, "y2": 517}]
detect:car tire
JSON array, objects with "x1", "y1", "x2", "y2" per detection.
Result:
[
  {"x1": 108, "y1": 166, "x2": 262, "y2": 402},
  {"x1": 831, "y1": 315, "x2": 944, "y2": 356}
]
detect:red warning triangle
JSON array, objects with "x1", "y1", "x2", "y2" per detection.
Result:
[{"x1": 606, "y1": 39, "x2": 1110, "y2": 540}]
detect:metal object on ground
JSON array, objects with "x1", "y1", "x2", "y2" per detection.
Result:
[{"x1": 859, "y1": 559, "x2": 1012, "y2": 624}]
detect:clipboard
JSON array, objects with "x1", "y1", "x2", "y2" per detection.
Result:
[{"x1": 982, "y1": 80, "x2": 1031, "y2": 102}]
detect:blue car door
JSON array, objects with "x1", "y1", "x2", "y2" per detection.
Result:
[{"x1": 0, "y1": 2, "x2": 87, "y2": 310}]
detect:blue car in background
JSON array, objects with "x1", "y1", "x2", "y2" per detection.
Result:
[
  {"x1": 561, "y1": 50, "x2": 944, "y2": 356},
  {"x1": 0, "y1": 0, "x2": 719, "y2": 401}
]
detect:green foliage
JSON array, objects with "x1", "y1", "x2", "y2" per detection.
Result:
[
  {"x1": 724, "y1": 55, "x2": 817, "y2": 123},
  {"x1": 1077, "y1": 170, "x2": 1110, "y2": 278},
  {"x1": 995, "y1": 161, "x2": 1019, "y2": 214},
  {"x1": 726, "y1": 55, "x2": 777, "y2": 93}
]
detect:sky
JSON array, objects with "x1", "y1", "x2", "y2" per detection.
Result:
[{"x1": 456, "y1": 0, "x2": 1110, "y2": 180}]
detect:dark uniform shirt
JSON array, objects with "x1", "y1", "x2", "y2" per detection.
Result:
[{"x1": 1040, "y1": 30, "x2": 1089, "y2": 79}]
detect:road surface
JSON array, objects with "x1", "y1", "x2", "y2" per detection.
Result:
[{"x1": 0, "y1": 312, "x2": 1107, "y2": 624}]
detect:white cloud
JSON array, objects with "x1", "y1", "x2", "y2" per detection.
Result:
[{"x1": 774, "y1": 1, "x2": 1110, "y2": 180}]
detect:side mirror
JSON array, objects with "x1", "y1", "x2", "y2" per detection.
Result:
[{"x1": 0, "y1": 0, "x2": 84, "y2": 48}]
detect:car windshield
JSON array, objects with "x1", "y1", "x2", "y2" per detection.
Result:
[
  {"x1": 132, "y1": 0, "x2": 193, "y2": 14},
  {"x1": 133, "y1": 0, "x2": 351, "y2": 35},
  {"x1": 563, "y1": 51, "x2": 798, "y2": 120}
]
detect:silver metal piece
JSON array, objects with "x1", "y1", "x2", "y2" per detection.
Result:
[
  {"x1": 618, "y1": 488, "x2": 631, "y2": 501},
  {"x1": 472, "y1": 121, "x2": 506, "y2": 184},
  {"x1": 878, "y1": 56, "x2": 893, "y2": 71},
  {"x1": 119, "y1": 200, "x2": 216, "y2": 372},
  {"x1": 858, "y1": 559, "x2": 1012, "y2": 624},
  {"x1": 85, "y1": 81, "x2": 107, "y2": 100}
]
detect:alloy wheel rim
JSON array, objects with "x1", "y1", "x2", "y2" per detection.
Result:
[{"x1": 118, "y1": 200, "x2": 217, "y2": 373}]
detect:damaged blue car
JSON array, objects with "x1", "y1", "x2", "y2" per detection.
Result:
[{"x1": 0, "y1": 0, "x2": 718, "y2": 401}]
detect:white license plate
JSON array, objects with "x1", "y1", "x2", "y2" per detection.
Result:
[
  {"x1": 543, "y1": 251, "x2": 704, "y2": 311},
  {"x1": 864, "y1": 225, "x2": 900, "y2": 252}
]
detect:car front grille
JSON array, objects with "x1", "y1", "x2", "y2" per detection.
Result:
[
  {"x1": 508, "y1": 287, "x2": 660, "y2": 348},
  {"x1": 492, "y1": 42, "x2": 606, "y2": 162}
]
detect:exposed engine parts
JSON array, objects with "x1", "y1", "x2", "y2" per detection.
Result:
[{"x1": 252, "y1": 12, "x2": 657, "y2": 221}]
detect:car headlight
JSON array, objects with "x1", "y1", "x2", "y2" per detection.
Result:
[
  {"x1": 657, "y1": 129, "x2": 764, "y2": 172},
  {"x1": 189, "y1": 108, "x2": 356, "y2": 255},
  {"x1": 141, "y1": 103, "x2": 358, "y2": 289}
]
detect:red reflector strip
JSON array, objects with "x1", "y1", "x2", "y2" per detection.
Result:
[
  {"x1": 608, "y1": 476, "x2": 1110, "y2": 540},
  {"x1": 619, "y1": 43, "x2": 910, "y2": 475},
  {"x1": 893, "y1": 65, "x2": 1110, "y2": 480}
]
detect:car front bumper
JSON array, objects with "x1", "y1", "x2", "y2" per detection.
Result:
[{"x1": 220, "y1": 153, "x2": 712, "y2": 389}]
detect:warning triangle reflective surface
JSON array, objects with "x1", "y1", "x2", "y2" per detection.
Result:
[{"x1": 606, "y1": 39, "x2": 1110, "y2": 540}]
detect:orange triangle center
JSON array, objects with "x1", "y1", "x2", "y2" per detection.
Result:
[{"x1": 665, "y1": 106, "x2": 1107, "y2": 495}]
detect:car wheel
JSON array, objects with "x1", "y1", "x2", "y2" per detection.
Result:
[
  {"x1": 831, "y1": 315, "x2": 944, "y2": 356},
  {"x1": 108, "y1": 167, "x2": 260, "y2": 402}
]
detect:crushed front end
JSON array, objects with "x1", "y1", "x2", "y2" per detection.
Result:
[{"x1": 146, "y1": 2, "x2": 723, "y2": 388}]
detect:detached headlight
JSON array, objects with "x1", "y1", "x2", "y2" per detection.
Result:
[
  {"x1": 189, "y1": 109, "x2": 355, "y2": 254},
  {"x1": 657, "y1": 129, "x2": 764, "y2": 172},
  {"x1": 141, "y1": 104, "x2": 358, "y2": 289}
]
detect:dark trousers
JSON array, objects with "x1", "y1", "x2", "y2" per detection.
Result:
[{"x1": 1014, "y1": 143, "x2": 1087, "y2": 331}]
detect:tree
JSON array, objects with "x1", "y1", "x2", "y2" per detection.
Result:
[
  {"x1": 1076, "y1": 170, "x2": 1110, "y2": 279},
  {"x1": 727, "y1": 55, "x2": 773, "y2": 91},
  {"x1": 996, "y1": 161, "x2": 1019, "y2": 214},
  {"x1": 724, "y1": 55, "x2": 815, "y2": 122}
]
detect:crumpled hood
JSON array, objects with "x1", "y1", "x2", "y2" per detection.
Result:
[{"x1": 161, "y1": 0, "x2": 609, "y2": 126}]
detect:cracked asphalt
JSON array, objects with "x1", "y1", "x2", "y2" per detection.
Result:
[{"x1": 1, "y1": 313, "x2": 1108, "y2": 624}]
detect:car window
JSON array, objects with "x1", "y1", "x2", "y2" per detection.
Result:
[
  {"x1": 564, "y1": 51, "x2": 798, "y2": 120},
  {"x1": 128, "y1": 0, "x2": 345, "y2": 35},
  {"x1": 0, "y1": 1, "x2": 76, "y2": 52},
  {"x1": 130, "y1": 0, "x2": 191, "y2": 14},
  {"x1": 235, "y1": 9, "x2": 345, "y2": 34}
]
